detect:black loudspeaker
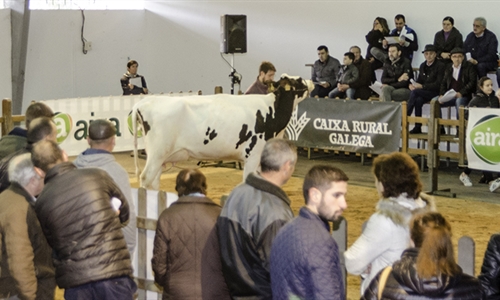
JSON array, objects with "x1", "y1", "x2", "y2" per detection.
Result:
[{"x1": 220, "y1": 15, "x2": 247, "y2": 54}]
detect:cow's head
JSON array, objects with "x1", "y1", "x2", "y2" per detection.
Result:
[{"x1": 269, "y1": 74, "x2": 309, "y2": 100}]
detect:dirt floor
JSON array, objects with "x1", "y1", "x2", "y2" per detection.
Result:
[
  {"x1": 127, "y1": 158, "x2": 500, "y2": 300},
  {"x1": 54, "y1": 154, "x2": 500, "y2": 300}
]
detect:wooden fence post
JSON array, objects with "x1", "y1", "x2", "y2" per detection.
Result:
[{"x1": 2, "y1": 99, "x2": 13, "y2": 136}]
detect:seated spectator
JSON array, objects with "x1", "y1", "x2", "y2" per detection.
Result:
[
  {"x1": 270, "y1": 165, "x2": 348, "y2": 300},
  {"x1": 32, "y1": 140, "x2": 136, "y2": 299},
  {"x1": 366, "y1": 17, "x2": 390, "y2": 70},
  {"x1": 433, "y1": 16, "x2": 463, "y2": 64},
  {"x1": 362, "y1": 212, "x2": 483, "y2": 299},
  {"x1": 0, "y1": 153, "x2": 55, "y2": 299},
  {"x1": 407, "y1": 44, "x2": 445, "y2": 134},
  {"x1": 152, "y1": 169, "x2": 230, "y2": 299},
  {"x1": 479, "y1": 232, "x2": 500, "y2": 298},
  {"x1": 344, "y1": 152, "x2": 435, "y2": 294},
  {"x1": 0, "y1": 117, "x2": 57, "y2": 194},
  {"x1": 73, "y1": 119, "x2": 137, "y2": 256},
  {"x1": 463, "y1": 17, "x2": 498, "y2": 79},
  {"x1": 0, "y1": 102, "x2": 53, "y2": 160},
  {"x1": 311, "y1": 45, "x2": 341, "y2": 98},
  {"x1": 380, "y1": 44, "x2": 413, "y2": 102},
  {"x1": 384, "y1": 14, "x2": 419, "y2": 63},
  {"x1": 328, "y1": 52, "x2": 359, "y2": 99},
  {"x1": 459, "y1": 77, "x2": 499, "y2": 189},
  {"x1": 348, "y1": 46, "x2": 374, "y2": 100},
  {"x1": 245, "y1": 61, "x2": 276, "y2": 94},
  {"x1": 438, "y1": 47, "x2": 477, "y2": 119}
]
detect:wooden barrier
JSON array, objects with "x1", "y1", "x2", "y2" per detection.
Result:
[
  {"x1": 133, "y1": 188, "x2": 476, "y2": 299},
  {"x1": 0, "y1": 98, "x2": 25, "y2": 136}
]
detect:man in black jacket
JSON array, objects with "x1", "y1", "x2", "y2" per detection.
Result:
[
  {"x1": 32, "y1": 140, "x2": 136, "y2": 300},
  {"x1": 407, "y1": 45, "x2": 445, "y2": 133},
  {"x1": 0, "y1": 117, "x2": 57, "y2": 193},
  {"x1": 349, "y1": 46, "x2": 374, "y2": 100},
  {"x1": 438, "y1": 47, "x2": 477, "y2": 119},
  {"x1": 217, "y1": 138, "x2": 296, "y2": 299},
  {"x1": 380, "y1": 44, "x2": 413, "y2": 102}
]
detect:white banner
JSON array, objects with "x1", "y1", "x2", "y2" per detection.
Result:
[
  {"x1": 466, "y1": 108, "x2": 500, "y2": 172},
  {"x1": 42, "y1": 95, "x2": 148, "y2": 156}
]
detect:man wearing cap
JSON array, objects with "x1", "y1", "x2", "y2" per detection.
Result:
[
  {"x1": 407, "y1": 44, "x2": 445, "y2": 133},
  {"x1": 438, "y1": 47, "x2": 477, "y2": 119},
  {"x1": 74, "y1": 119, "x2": 137, "y2": 257}
]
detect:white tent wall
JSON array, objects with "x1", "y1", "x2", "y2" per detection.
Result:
[
  {"x1": 20, "y1": 1, "x2": 500, "y2": 110},
  {"x1": 0, "y1": 9, "x2": 12, "y2": 107}
]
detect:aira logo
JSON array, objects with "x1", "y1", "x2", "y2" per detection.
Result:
[
  {"x1": 470, "y1": 114, "x2": 500, "y2": 165},
  {"x1": 53, "y1": 112, "x2": 73, "y2": 144},
  {"x1": 127, "y1": 111, "x2": 143, "y2": 137}
]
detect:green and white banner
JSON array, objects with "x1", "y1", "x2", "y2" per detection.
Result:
[
  {"x1": 466, "y1": 108, "x2": 500, "y2": 172},
  {"x1": 285, "y1": 98, "x2": 401, "y2": 154},
  {"x1": 42, "y1": 95, "x2": 147, "y2": 156}
]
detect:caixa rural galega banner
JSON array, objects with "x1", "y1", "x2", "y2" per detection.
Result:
[
  {"x1": 41, "y1": 96, "x2": 147, "y2": 156},
  {"x1": 285, "y1": 98, "x2": 401, "y2": 154},
  {"x1": 466, "y1": 108, "x2": 500, "y2": 172}
]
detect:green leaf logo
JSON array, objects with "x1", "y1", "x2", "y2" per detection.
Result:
[
  {"x1": 470, "y1": 115, "x2": 500, "y2": 165},
  {"x1": 127, "y1": 111, "x2": 142, "y2": 138},
  {"x1": 53, "y1": 113, "x2": 73, "y2": 144}
]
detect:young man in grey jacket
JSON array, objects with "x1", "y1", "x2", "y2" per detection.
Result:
[{"x1": 73, "y1": 119, "x2": 137, "y2": 257}]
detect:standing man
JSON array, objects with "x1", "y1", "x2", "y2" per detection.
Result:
[
  {"x1": 121, "y1": 59, "x2": 148, "y2": 95},
  {"x1": 407, "y1": 44, "x2": 445, "y2": 133},
  {"x1": 384, "y1": 14, "x2": 419, "y2": 63},
  {"x1": 270, "y1": 165, "x2": 348, "y2": 300},
  {"x1": 73, "y1": 119, "x2": 137, "y2": 257},
  {"x1": 439, "y1": 47, "x2": 477, "y2": 118},
  {"x1": 380, "y1": 44, "x2": 413, "y2": 102},
  {"x1": 0, "y1": 117, "x2": 57, "y2": 193},
  {"x1": 217, "y1": 138, "x2": 297, "y2": 299},
  {"x1": 0, "y1": 153, "x2": 55, "y2": 299},
  {"x1": 32, "y1": 140, "x2": 136, "y2": 299},
  {"x1": 311, "y1": 45, "x2": 341, "y2": 98},
  {"x1": 349, "y1": 46, "x2": 374, "y2": 100},
  {"x1": 0, "y1": 102, "x2": 53, "y2": 160},
  {"x1": 245, "y1": 61, "x2": 276, "y2": 94},
  {"x1": 463, "y1": 17, "x2": 498, "y2": 79}
]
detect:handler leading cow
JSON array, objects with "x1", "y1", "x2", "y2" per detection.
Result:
[{"x1": 132, "y1": 75, "x2": 309, "y2": 189}]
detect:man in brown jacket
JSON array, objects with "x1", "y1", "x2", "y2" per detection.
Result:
[
  {"x1": 0, "y1": 153, "x2": 55, "y2": 299},
  {"x1": 152, "y1": 169, "x2": 230, "y2": 300}
]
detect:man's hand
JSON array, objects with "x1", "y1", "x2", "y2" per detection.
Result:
[
  {"x1": 143, "y1": 87, "x2": 148, "y2": 94},
  {"x1": 411, "y1": 82, "x2": 423, "y2": 90},
  {"x1": 399, "y1": 38, "x2": 406, "y2": 46},
  {"x1": 469, "y1": 58, "x2": 478, "y2": 65},
  {"x1": 128, "y1": 83, "x2": 134, "y2": 90},
  {"x1": 441, "y1": 52, "x2": 450, "y2": 59},
  {"x1": 320, "y1": 82, "x2": 330, "y2": 88},
  {"x1": 382, "y1": 39, "x2": 388, "y2": 47},
  {"x1": 368, "y1": 57, "x2": 375, "y2": 63},
  {"x1": 340, "y1": 84, "x2": 349, "y2": 91},
  {"x1": 456, "y1": 92, "x2": 463, "y2": 98},
  {"x1": 398, "y1": 73, "x2": 409, "y2": 82}
]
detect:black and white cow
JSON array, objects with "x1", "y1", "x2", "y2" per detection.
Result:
[{"x1": 132, "y1": 75, "x2": 309, "y2": 189}]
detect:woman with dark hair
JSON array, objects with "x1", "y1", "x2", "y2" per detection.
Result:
[
  {"x1": 434, "y1": 16, "x2": 463, "y2": 64},
  {"x1": 152, "y1": 169, "x2": 230, "y2": 300},
  {"x1": 362, "y1": 212, "x2": 483, "y2": 299},
  {"x1": 366, "y1": 17, "x2": 390, "y2": 70},
  {"x1": 459, "y1": 76, "x2": 500, "y2": 190},
  {"x1": 345, "y1": 152, "x2": 436, "y2": 294}
]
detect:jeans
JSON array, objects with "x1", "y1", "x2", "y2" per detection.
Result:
[
  {"x1": 311, "y1": 84, "x2": 334, "y2": 98},
  {"x1": 380, "y1": 85, "x2": 411, "y2": 102},
  {"x1": 328, "y1": 87, "x2": 356, "y2": 99},
  {"x1": 434, "y1": 95, "x2": 469, "y2": 119},
  {"x1": 370, "y1": 47, "x2": 388, "y2": 63},
  {"x1": 65, "y1": 276, "x2": 137, "y2": 300}
]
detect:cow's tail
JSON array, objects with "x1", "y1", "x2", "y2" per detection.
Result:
[{"x1": 132, "y1": 105, "x2": 140, "y2": 182}]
